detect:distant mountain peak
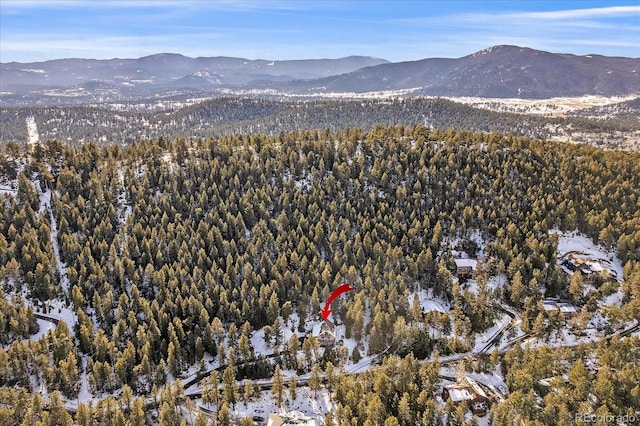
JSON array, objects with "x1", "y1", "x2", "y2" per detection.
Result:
[
  {"x1": 469, "y1": 45, "x2": 534, "y2": 58},
  {"x1": 140, "y1": 52, "x2": 186, "y2": 59}
]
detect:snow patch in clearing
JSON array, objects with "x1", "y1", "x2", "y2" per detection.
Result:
[
  {"x1": 408, "y1": 289, "x2": 449, "y2": 313},
  {"x1": 30, "y1": 318, "x2": 55, "y2": 342}
]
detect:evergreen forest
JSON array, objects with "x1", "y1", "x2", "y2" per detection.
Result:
[{"x1": 1, "y1": 125, "x2": 639, "y2": 425}]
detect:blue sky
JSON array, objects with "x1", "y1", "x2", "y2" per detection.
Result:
[{"x1": 1, "y1": 0, "x2": 639, "y2": 63}]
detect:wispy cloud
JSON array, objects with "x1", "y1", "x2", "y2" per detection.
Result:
[
  {"x1": 1, "y1": 0, "x2": 329, "y2": 11},
  {"x1": 387, "y1": 3, "x2": 640, "y2": 58},
  {"x1": 394, "y1": 5, "x2": 640, "y2": 26},
  {"x1": 508, "y1": 5, "x2": 640, "y2": 20},
  {"x1": 1, "y1": 1, "x2": 638, "y2": 62}
]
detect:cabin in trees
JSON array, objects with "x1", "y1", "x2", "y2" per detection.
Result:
[
  {"x1": 560, "y1": 253, "x2": 615, "y2": 286},
  {"x1": 542, "y1": 299, "x2": 578, "y2": 319},
  {"x1": 454, "y1": 258, "x2": 478, "y2": 280},
  {"x1": 316, "y1": 320, "x2": 336, "y2": 347},
  {"x1": 442, "y1": 377, "x2": 490, "y2": 416}
]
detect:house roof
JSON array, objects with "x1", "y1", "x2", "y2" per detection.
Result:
[
  {"x1": 454, "y1": 258, "x2": 478, "y2": 269},
  {"x1": 542, "y1": 300, "x2": 577, "y2": 313},
  {"x1": 445, "y1": 385, "x2": 475, "y2": 402},
  {"x1": 320, "y1": 320, "x2": 336, "y2": 332},
  {"x1": 315, "y1": 321, "x2": 336, "y2": 346},
  {"x1": 464, "y1": 377, "x2": 489, "y2": 399},
  {"x1": 564, "y1": 254, "x2": 607, "y2": 274},
  {"x1": 558, "y1": 303, "x2": 577, "y2": 314},
  {"x1": 586, "y1": 261, "x2": 604, "y2": 272}
]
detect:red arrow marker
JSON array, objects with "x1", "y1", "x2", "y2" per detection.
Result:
[{"x1": 321, "y1": 283, "x2": 356, "y2": 321}]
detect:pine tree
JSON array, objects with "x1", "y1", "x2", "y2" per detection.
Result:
[
  {"x1": 130, "y1": 397, "x2": 147, "y2": 426},
  {"x1": 569, "y1": 272, "x2": 584, "y2": 303},
  {"x1": 272, "y1": 364, "x2": 285, "y2": 408},
  {"x1": 309, "y1": 363, "x2": 322, "y2": 398},
  {"x1": 288, "y1": 376, "x2": 297, "y2": 403},
  {"x1": 324, "y1": 361, "x2": 335, "y2": 393},
  {"x1": 204, "y1": 371, "x2": 220, "y2": 407},
  {"x1": 195, "y1": 412, "x2": 210, "y2": 426},
  {"x1": 46, "y1": 391, "x2": 72, "y2": 426},
  {"x1": 76, "y1": 402, "x2": 92, "y2": 426},
  {"x1": 325, "y1": 410, "x2": 336, "y2": 426},
  {"x1": 568, "y1": 359, "x2": 590, "y2": 404},
  {"x1": 167, "y1": 341, "x2": 179, "y2": 378},
  {"x1": 222, "y1": 365, "x2": 238, "y2": 408},
  {"x1": 217, "y1": 402, "x2": 232, "y2": 426}
]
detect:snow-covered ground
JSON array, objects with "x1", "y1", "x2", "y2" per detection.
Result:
[
  {"x1": 461, "y1": 274, "x2": 506, "y2": 294},
  {"x1": 30, "y1": 318, "x2": 56, "y2": 342},
  {"x1": 26, "y1": 116, "x2": 40, "y2": 147},
  {"x1": 408, "y1": 289, "x2": 450, "y2": 313},
  {"x1": 601, "y1": 290, "x2": 624, "y2": 306},
  {"x1": 45, "y1": 194, "x2": 71, "y2": 296},
  {"x1": 447, "y1": 94, "x2": 639, "y2": 117},
  {"x1": 345, "y1": 356, "x2": 375, "y2": 374},
  {"x1": 294, "y1": 175, "x2": 313, "y2": 192},
  {"x1": 251, "y1": 319, "x2": 298, "y2": 357},
  {"x1": 450, "y1": 229, "x2": 486, "y2": 260},
  {"x1": 196, "y1": 387, "x2": 334, "y2": 425},
  {"x1": 521, "y1": 326, "x2": 602, "y2": 350},
  {"x1": 64, "y1": 357, "x2": 93, "y2": 409},
  {"x1": 34, "y1": 299, "x2": 78, "y2": 330}
]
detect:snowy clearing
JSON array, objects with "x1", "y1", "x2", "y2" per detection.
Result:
[{"x1": 408, "y1": 289, "x2": 450, "y2": 313}]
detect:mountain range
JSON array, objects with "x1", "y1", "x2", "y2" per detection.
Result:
[
  {"x1": 279, "y1": 45, "x2": 640, "y2": 98},
  {"x1": 1, "y1": 45, "x2": 639, "y2": 107}
]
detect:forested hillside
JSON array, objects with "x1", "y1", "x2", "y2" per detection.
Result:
[
  {"x1": 1, "y1": 127, "x2": 639, "y2": 424},
  {"x1": 1, "y1": 98, "x2": 636, "y2": 150}
]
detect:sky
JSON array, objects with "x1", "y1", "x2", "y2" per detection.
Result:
[{"x1": 1, "y1": 0, "x2": 639, "y2": 63}]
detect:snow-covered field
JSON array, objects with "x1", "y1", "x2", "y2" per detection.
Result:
[
  {"x1": 408, "y1": 289, "x2": 450, "y2": 313},
  {"x1": 447, "y1": 94, "x2": 639, "y2": 116}
]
